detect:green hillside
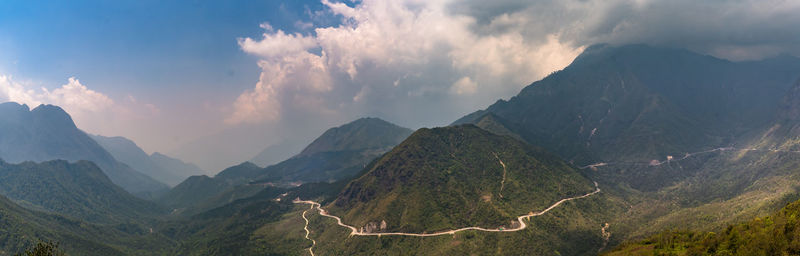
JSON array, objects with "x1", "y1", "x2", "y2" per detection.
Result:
[
  {"x1": 329, "y1": 125, "x2": 595, "y2": 233},
  {"x1": 157, "y1": 174, "x2": 233, "y2": 210},
  {"x1": 0, "y1": 159, "x2": 164, "y2": 224},
  {"x1": 160, "y1": 187, "x2": 317, "y2": 255},
  {"x1": 258, "y1": 117, "x2": 413, "y2": 183},
  {"x1": 605, "y1": 198, "x2": 800, "y2": 256},
  {"x1": 0, "y1": 194, "x2": 175, "y2": 256}
]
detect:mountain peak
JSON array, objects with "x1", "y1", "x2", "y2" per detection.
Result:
[
  {"x1": 0, "y1": 102, "x2": 75, "y2": 128},
  {"x1": 31, "y1": 104, "x2": 78, "y2": 129},
  {"x1": 298, "y1": 117, "x2": 413, "y2": 156},
  {"x1": 0, "y1": 102, "x2": 167, "y2": 194},
  {"x1": 0, "y1": 101, "x2": 30, "y2": 112},
  {"x1": 214, "y1": 161, "x2": 261, "y2": 180}
]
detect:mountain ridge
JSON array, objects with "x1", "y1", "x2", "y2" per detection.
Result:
[
  {"x1": 91, "y1": 134, "x2": 205, "y2": 186},
  {"x1": 455, "y1": 44, "x2": 800, "y2": 168},
  {"x1": 159, "y1": 117, "x2": 413, "y2": 215},
  {"x1": 328, "y1": 125, "x2": 595, "y2": 233},
  {"x1": 0, "y1": 102, "x2": 167, "y2": 195}
]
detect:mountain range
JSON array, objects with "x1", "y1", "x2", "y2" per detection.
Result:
[
  {"x1": 248, "y1": 139, "x2": 306, "y2": 168},
  {"x1": 0, "y1": 103, "x2": 167, "y2": 195},
  {"x1": 455, "y1": 44, "x2": 800, "y2": 166},
  {"x1": 158, "y1": 117, "x2": 412, "y2": 216},
  {"x1": 4, "y1": 44, "x2": 800, "y2": 255},
  {"x1": 90, "y1": 134, "x2": 205, "y2": 186}
]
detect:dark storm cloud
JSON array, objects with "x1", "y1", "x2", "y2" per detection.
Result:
[{"x1": 452, "y1": 0, "x2": 800, "y2": 60}]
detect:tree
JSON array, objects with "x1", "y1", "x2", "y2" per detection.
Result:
[{"x1": 15, "y1": 241, "x2": 66, "y2": 256}]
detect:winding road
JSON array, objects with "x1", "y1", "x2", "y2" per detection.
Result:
[
  {"x1": 300, "y1": 203, "x2": 317, "y2": 256},
  {"x1": 293, "y1": 181, "x2": 600, "y2": 238},
  {"x1": 290, "y1": 146, "x2": 799, "y2": 253}
]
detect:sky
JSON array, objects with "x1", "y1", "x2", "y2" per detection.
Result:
[{"x1": 2, "y1": 0, "x2": 799, "y2": 171}]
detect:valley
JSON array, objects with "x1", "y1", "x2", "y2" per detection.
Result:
[{"x1": 3, "y1": 44, "x2": 800, "y2": 255}]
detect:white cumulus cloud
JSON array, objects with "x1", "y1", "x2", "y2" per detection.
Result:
[
  {"x1": 227, "y1": 0, "x2": 800, "y2": 135},
  {"x1": 228, "y1": 0, "x2": 583, "y2": 128},
  {"x1": 0, "y1": 75, "x2": 160, "y2": 140},
  {"x1": 1, "y1": 75, "x2": 113, "y2": 114}
]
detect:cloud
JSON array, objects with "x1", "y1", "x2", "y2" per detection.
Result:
[
  {"x1": 0, "y1": 75, "x2": 40, "y2": 106},
  {"x1": 0, "y1": 75, "x2": 160, "y2": 137},
  {"x1": 1, "y1": 75, "x2": 113, "y2": 113},
  {"x1": 228, "y1": 0, "x2": 583, "y2": 128},
  {"x1": 237, "y1": 24, "x2": 318, "y2": 59},
  {"x1": 454, "y1": 0, "x2": 800, "y2": 61},
  {"x1": 450, "y1": 77, "x2": 477, "y2": 95},
  {"x1": 44, "y1": 77, "x2": 115, "y2": 114},
  {"x1": 226, "y1": 0, "x2": 800, "y2": 138}
]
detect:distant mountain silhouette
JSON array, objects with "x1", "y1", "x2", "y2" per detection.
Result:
[
  {"x1": 249, "y1": 139, "x2": 305, "y2": 168},
  {"x1": 160, "y1": 117, "x2": 412, "y2": 215},
  {"x1": 0, "y1": 102, "x2": 167, "y2": 195},
  {"x1": 91, "y1": 134, "x2": 204, "y2": 186}
]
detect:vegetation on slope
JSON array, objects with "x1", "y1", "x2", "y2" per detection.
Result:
[
  {"x1": 160, "y1": 187, "x2": 310, "y2": 255},
  {"x1": 0, "y1": 194, "x2": 176, "y2": 256},
  {"x1": 0, "y1": 159, "x2": 164, "y2": 224},
  {"x1": 606, "y1": 198, "x2": 800, "y2": 256},
  {"x1": 298, "y1": 117, "x2": 413, "y2": 157},
  {"x1": 159, "y1": 117, "x2": 412, "y2": 216},
  {"x1": 330, "y1": 125, "x2": 595, "y2": 233},
  {"x1": 309, "y1": 189, "x2": 620, "y2": 256}
]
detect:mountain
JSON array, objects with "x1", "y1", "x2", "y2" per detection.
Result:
[
  {"x1": 329, "y1": 125, "x2": 595, "y2": 232},
  {"x1": 444, "y1": 44, "x2": 800, "y2": 252},
  {"x1": 213, "y1": 162, "x2": 264, "y2": 184},
  {"x1": 293, "y1": 125, "x2": 615, "y2": 255},
  {"x1": 749, "y1": 79, "x2": 800, "y2": 151},
  {"x1": 91, "y1": 135, "x2": 179, "y2": 186},
  {"x1": 454, "y1": 44, "x2": 800, "y2": 166},
  {"x1": 0, "y1": 102, "x2": 167, "y2": 195},
  {"x1": 159, "y1": 118, "x2": 412, "y2": 215},
  {"x1": 158, "y1": 162, "x2": 259, "y2": 211},
  {"x1": 90, "y1": 134, "x2": 203, "y2": 186},
  {"x1": 256, "y1": 117, "x2": 414, "y2": 183},
  {"x1": 465, "y1": 112, "x2": 525, "y2": 141},
  {"x1": 149, "y1": 152, "x2": 207, "y2": 182},
  {"x1": 297, "y1": 117, "x2": 413, "y2": 157},
  {"x1": 249, "y1": 140, "x2": 305, "y2": 167},
  {"x1": 0, "y1": 159, "x2": 164, "y2": 224}
]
